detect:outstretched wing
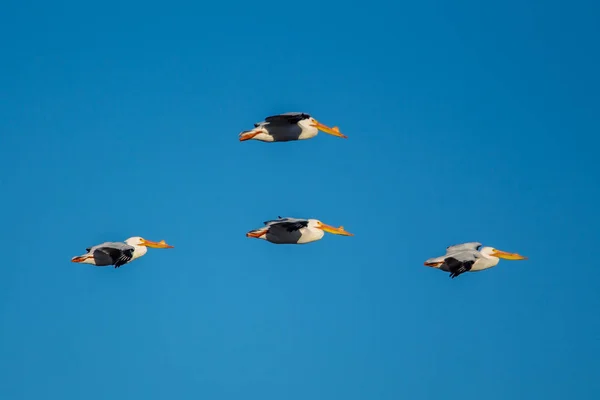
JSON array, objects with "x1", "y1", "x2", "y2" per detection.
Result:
[
  {"x1": 447, "y1": 250, "x2": 480, "y2": 262},
  {"x1": 92, "y1": 243, "x2": 135, "y2": 268},
  {"x1": 445, "y1": 242, "x2": 482, "y2": 254},
  {"x1": 263, "y1": 112, "x2": 310, "y2": 125},
  {"x1": 445, "y1": 257, "x2": 476, "y2": 279},
  {"x1": 263, "y1": 217, "x2": 309, "y2": 232},
  {"x1": 425, "y1": 246, "x2": 481, "y2": 266},
  {"x1": 276, "y1": 220, "x2": 309, "y2": 232}
]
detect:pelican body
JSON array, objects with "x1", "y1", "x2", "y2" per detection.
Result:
[
  {"x1": 239, "y1": 112, "x2": 347, "y2": 142},
  {"x1": 71, "y1": 236, "x2": 174, "y2": 268},
  {"x1": 246, "y1": 217, "x2": 353, "y2": 244},
  {"x1": 424, "y1": 242, "x2": 527, "y2": 279}
]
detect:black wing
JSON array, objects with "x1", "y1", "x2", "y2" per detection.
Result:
[
  {"x1": 264, "y1": 112, "x2": 310, "y2": 125},
  {"x1": 113, "y1": 248, "x2": 134, "y2": 268},
  {"x1": 445, "y1": 257, "x2": 475, "y2": 279},
  {"x1": 263, "y1": 217, "x2": 309, "y2": 232},
  {"x1": 93, "y1": 247, "x2": 134, "y2": 268},
  {"x1": 273, "y1": 220, "x2": 309, "y2": 232}
]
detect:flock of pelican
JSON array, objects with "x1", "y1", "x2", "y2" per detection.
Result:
[{"x1": 71, "y1": 112, "x2": 527, "y2": 279}]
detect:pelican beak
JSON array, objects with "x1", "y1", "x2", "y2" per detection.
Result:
[
  {"x1": 311, "y1": 119, "x2": 347, "y2": 139},
  {"x1": 491, "y1": 249, "x2": 527, "y2": 260},
  {"x1": 140, "y1": 239, "x2": 174, "y2": 249},
  {"x1": 317, "y1": 222, "x2": 353, "y2": 236}
]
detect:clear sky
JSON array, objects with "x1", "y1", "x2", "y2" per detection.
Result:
[{"x1": 1, "y1": 0, "x2": 599, "y2": 399}]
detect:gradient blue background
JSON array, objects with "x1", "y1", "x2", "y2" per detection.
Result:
[{"x1": 1, "y1": 1, "x2": 599, "y2": 399}]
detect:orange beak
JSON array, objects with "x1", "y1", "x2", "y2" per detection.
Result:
[
  {"x1": 491, "y1": 249, "x2": 527, "y2": 260},
  {"x1": 317, "y1": 222, "x2": 353, "y2": 236},
  {"x1": 311, "y1": 119, "x2": 347, "y2": 139},
  {"x1": 140, "y1": 239, "x2": 174, "y2": 249}
]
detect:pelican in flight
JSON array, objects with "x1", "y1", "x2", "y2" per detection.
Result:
[
  {"x1": 424, "y1": 242, "x2": 527, "y2": 279},
  {"x1": 239, "y1": 112, "x2": 347, "y2": 142},
  {"x1": 71, "y1": 236, "x2": 174, "y2": 268},
  {"x1": 246, "y1": 216, "x2": 353, "y2": 244}
]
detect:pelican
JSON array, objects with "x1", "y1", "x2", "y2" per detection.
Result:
[
  {"x1": 71, "y1": 236, "x2": 174, "y2": 268},
  {"x1": 246, "y1": 216, "x2": 353, "y2": 244},
  {"x1": 424, "y1": 242, "x2": 527, "y2": 279},
  {"x1": 238, "y1": 112, "x2": 347, "y2": 142}
]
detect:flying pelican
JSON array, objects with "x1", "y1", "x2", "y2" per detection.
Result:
[
  {"x1": 71, "y1": 236, "x2": 174, "y2": 268},
  {"x1": 239, "y1": 112, "x2": 347, "y2": 142},
  {"x1": 424, "y1": 242, "x2": 527, "y2": 279},
  {"x1": 246, "y1": 216, "x2": 353, "y2": 244}
]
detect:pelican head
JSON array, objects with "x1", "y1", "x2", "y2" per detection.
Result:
[
  {"x1": 125, "y1": 236, "x2": 174, "y2": 248},
  {"x1": 309, "y1": 219, "x2": 353, "y2": 236},
  {"x1": 480, "y1": 246, "x2": 527, "y2": 260},
  {"x1": 304, "y1": 117, "x2": 347, "y2": 139}
]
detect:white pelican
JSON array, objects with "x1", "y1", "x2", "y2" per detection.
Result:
[
  {"x1": 246, "y1": 216, "x2": 353, "y2": 244},
  {"x1": 239, "y1": 112, "x2": 347, "y2": 142},
  {"x1": 424, "y1": 242, "x2": 527, "y2": 279},
  {"x1": 71, "y1": 236, "x2": 174, "y2": 268}
]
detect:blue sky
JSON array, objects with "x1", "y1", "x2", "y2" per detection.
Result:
[{"x1": 1, "y1": 0, "x2": 599, "y2": 399}]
